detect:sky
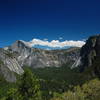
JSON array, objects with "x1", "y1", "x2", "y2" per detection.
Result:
[{"x1": 0, "y1": 0, "x2": 100, "y2": 48}]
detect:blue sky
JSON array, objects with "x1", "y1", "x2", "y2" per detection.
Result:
[{"x1": 0, "y1": 0, "x2": 100, "y2": 47}]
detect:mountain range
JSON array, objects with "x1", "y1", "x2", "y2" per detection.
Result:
[{"x1": 1, "y1": 34, "x2": 100, "y2": 82}]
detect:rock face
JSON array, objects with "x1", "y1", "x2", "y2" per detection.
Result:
[
  {"x1": 0, "y1": 40, "x2": 80, "y2": 82},
  {"x1": 0, "y1": 48, "x2": 24, "y2": 82},
  {"x1": 8, "y1": 40, "x2": 80, "y2": 68},
  {"x1": 80, "y1": 35, "x2": 100, "y2": 74},
  {"x1": 2, "y1": 34, "x2": 100, "y2": 82}
]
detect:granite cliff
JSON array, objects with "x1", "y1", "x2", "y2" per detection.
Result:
[{"x1": 80, "y1": 34, "x2": 100, "y2": 76}]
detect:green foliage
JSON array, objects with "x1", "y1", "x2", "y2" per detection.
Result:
[
  {"x1": 5, "y1": 52, "x2": 14, "y2": 58},
  {"x1": 0, "y1": 68, "x2": 42, "y2": 100},
  {"x1": 0, "y1": 75, "x2": 17, "y2": 98},
  {"x1": 18, "y1": 68, "x2": 42, "y2": 100},
  {"x1": 6, "y1": 88, "x2": 19, "y2": 100},
  {"x1": 51, "y1": 78, "x2": 100, "y2": 100},
  {"x1": 0, "y1": 66, "x2": 100, "y2": 100},
  {"x1": 82, "y1": 79, "x2": 100, "y2": 100},
  {"x1": 32, "y1": 66, "x2": 82, "y2": 85},
  {"x1": 0, "y1": 60, "x2": 4, "y2": 65}
]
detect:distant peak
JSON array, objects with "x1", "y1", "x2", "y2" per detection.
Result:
[
  {"x1": 14, "y1": 40, "x2": 31, "y2": 48},
  {"x1": 12, "y1": 38, "x2": 85, "y2": 50}
]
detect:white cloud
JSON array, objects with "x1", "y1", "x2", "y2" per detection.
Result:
[{"x1": 22, "y1": 38, "x2": 85, "y2": 48}]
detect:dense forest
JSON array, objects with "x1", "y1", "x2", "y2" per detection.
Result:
[{"x1": 0, "y1": 64, "x2": 100, "y2": 100}]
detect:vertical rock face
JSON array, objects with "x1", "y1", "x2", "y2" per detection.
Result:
[
  {"x1": 80, "y1": 35, "x2": 100, "y2": 73},
  {"x1": 9, "y1": 40, "x2": 33, "y2": 66},
  {"x1": 0, "y1": 48, "x2": 24, "y2": 82},
  {"x1": 9, "y1": 40, "x2": 80, "y2": 68}
]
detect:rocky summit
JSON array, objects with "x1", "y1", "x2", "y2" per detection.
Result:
[
  {"x1": 0, "y1": 40, "x2": 80, "y2": 82},
  {"x1": 9, "y1": 40, "x2": 80, "y2": 68},
  {"x1": 80, "y1": 34, "x2": 100, "y2": 76}
]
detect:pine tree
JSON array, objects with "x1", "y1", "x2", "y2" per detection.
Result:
[{"x1": 18, "y1": 68, "x2": 42, "y2": 100}]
